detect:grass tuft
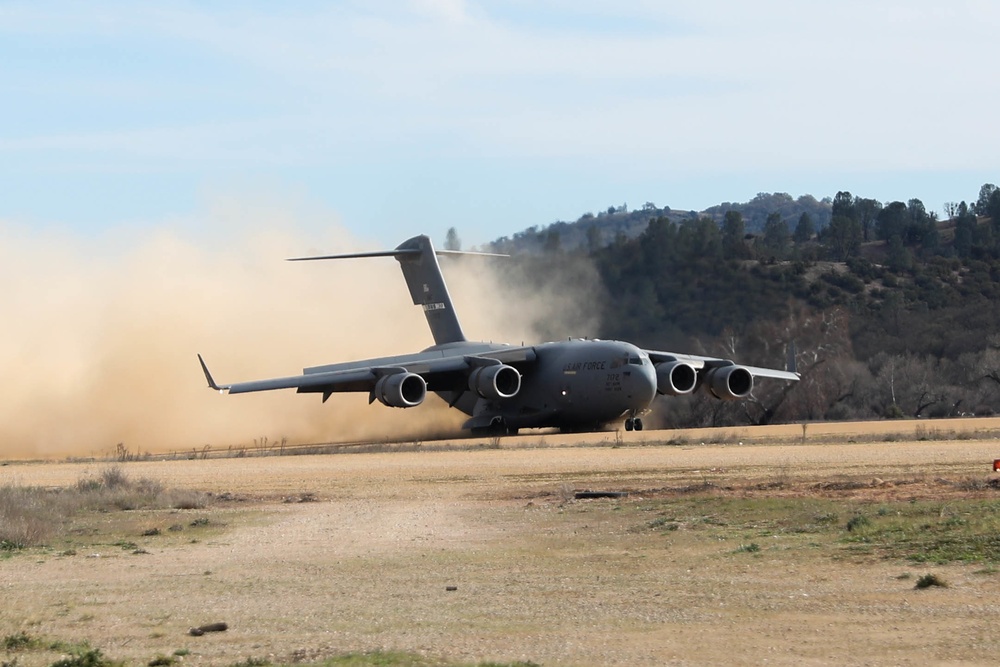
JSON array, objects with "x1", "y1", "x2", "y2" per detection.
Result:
[
  {"x1": 50, "y1": 647, "x2": 122, "y2": 667},
  {"x1": 308, "y1": 651, "x2": 541, "y2": 666},
  {"x1": 227, "y1": 659, "x2": 269, "y2": 667},
  {"x1": 3, "y1": 632, "x2": 42, "y2": 652}
]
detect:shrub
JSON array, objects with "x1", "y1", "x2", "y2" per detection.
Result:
[
  {"x1": 915, "y1": 573, "x2": 948, "y2": 589},
  {"x1": 165, "y1": 490, "x2": 209, "y2": 510},
  {"x1": 3, "y1": 632, "x2": 41, "y2": 651},
  {"x1": 846, "y1": 515, "x2": 871, "y2": 532},
  {"x1": 136, "y1": 478, "x2": 164, "y2": 496},
  {"x1": 100, "y1": 467, "x2": 130, "y2": 491}
]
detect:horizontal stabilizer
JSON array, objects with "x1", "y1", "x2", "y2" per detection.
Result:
[
  {"x1": 286, "y1": 248, "x2": 508, "y2": 262},
  {"x1": 287, "y1": 235, "x2": 506, "y2": 346}
]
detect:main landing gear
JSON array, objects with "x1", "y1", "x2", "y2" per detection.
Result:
[
  {"x1": 471, "y1": 416, "x2": 518, "y2": 437},
  {"x1": 624, "y1": 417, "x2": 644, "y2": 432}
]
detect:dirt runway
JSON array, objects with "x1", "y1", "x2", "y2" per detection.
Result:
[{"x1": 4, "y1": 419, "x2": 1000, "y2": 666}]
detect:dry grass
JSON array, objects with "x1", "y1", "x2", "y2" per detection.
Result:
[
  {"x1": 0, "y1": 484, "x2": 66, "y2": 549},
  {"x1": 0, "y1": 466, "x2": 209, "y2": 550}
]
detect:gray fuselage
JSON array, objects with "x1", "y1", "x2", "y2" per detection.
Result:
[{"x1": 437, "y1": 338, "x2": 657, "y2": 431}]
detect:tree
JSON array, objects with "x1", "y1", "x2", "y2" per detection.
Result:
[
  {"x1": 975, "y1": 183, "x2": 997, "y2": 216},
  {"x1": 886, "y1": 234, "x2": 912, "y2": 271},
  {"x1": 914, "y1": 213, "x2": 940, "y2": 253},
  {"x1": 854, "y1": 197, "x2": 882, "y2": 242},
  {"x1": 989, "y1": 188, "x2": 1000, "y2": 226},
  {"x1": 869, "y1": 353, "x2": 946, "y2": 419},
  {"x1": 907, "y1": 198, "x2": 928, "y2": 224},
  {"x1": 832, "y1": 191, "x2": 855, "y2": 221},
  {"x1": 586, "y1": 225, "x2": 602, "y2": 254},
  {"x1": 544, "y1": 230, "x2": 561, "y2": 254},
  {"x1": 793, "y1": 212, "x2": 815, "y2": 243},
  {"x1": 876, "y1": 201, "x2": 908, "y2": 242},
  {"x1": 760, "y1": 212, "x2": 791, "y2": 260},
  {"x1": 824, "y1": 215, "x2": 862, "y2": 261},
  {"x1": 444, "y1": 227, "x2": 461, "y2": 251},
  {"x1": 954, "y1": 202, "x2": 976, "y2": 258},
  {"x1": 722, "y1": 210, "x2": 748, "y2": 258},
  {"x1": 678, "y1": 217, "x2": 722, "y2": 259}
]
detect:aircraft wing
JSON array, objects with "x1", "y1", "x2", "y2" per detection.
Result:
[
  {"x1": 644, "y1": 349, "x2": 800, "y2": 381},
  {"x1": 198, "y1": 345, "x2": 537, "y2": 398}
]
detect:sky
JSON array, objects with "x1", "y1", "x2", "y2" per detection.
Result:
[{"x1": 2, "y1": 0, "x2": 1000, "y2": 249}]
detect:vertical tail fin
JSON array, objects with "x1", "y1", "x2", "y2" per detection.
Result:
[
  {"x1": 287, "y1": 234, "x2": 507, "y2": 347},
  {"x1": 394, "y1": 235, "x2": 466, "y2": 345}
]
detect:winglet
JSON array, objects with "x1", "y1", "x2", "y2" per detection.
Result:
[{"x1": 197, "y1": 354, "x2": 226, "y2": 393}]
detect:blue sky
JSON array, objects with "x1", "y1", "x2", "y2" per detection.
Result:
[{"x1": 2, "y1": 1, "x2": 999, "y2": 248}]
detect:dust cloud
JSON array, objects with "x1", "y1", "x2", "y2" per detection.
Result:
[{"x1": 0, "y1": 201, "x2": 603, "y2": 459}]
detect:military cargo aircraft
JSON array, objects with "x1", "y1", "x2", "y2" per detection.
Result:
[{"x1": 198, "y1": 234, "x2": 799, "y2": 434}]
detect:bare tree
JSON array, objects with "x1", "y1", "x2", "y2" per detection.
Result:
[{"x1": 444, "y1": 227, "x2": 461, "y2": 251}]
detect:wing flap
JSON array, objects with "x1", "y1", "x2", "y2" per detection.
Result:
[{"x1": 227, "y1": 368, "x2": 376, "y2": 395}]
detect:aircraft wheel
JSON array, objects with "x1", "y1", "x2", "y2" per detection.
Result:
[
  {"x1": 624, "y1": 419, "x2": 634, "y2": 432},
  {"x1": 489, "y1": 416, "x2": 516, "y2": 437},
  {"x1": 634, "y1": 418, "x2": 643, "y2": 431}
]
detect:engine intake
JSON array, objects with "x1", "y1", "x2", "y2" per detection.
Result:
[
  {"x1": 374, "y1": 372, "x2": 426, "y2": 408},
  {"x1": 704, "y1": 365, "x2": 753, "y2": 400},
  {"x1": 468, "y1": 364, "x2": 521, "y2": 400},
  {"x1": 655, "y1": 361, "x2": 697, "y2": 396}
]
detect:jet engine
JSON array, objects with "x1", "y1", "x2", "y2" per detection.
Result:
[
  {"x1": 654, "y1": 361, "x2": 698, "y2": 396},
  {"x1": 374, "y1": 372, "x2": 427, "y2": 408},
  {"x1": 468, "y1": 364, "x2": 521, "y2": 400},
  {"x1": 704, "y1": 365, "x2": 753, "y2": 400}
]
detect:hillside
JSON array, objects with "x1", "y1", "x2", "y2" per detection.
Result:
[
  {"x1": 486, "y1": 192, "x2": 833, "y2": 255},
  {"x1": 481, "y1": 184, "x2": 1000, "y2": 429}
]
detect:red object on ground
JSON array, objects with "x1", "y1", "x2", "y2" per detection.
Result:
[{"x1": 994, "y1": 459, "x2": 1000, "y2": 472}]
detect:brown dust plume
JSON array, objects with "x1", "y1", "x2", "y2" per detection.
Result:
[{"x1": 0, "y1": 210, "x2": 604, "y2": 459}]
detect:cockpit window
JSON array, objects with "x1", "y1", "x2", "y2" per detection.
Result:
[{"x1": 628, "y1": 356, "x2": 642, "y2": 365}]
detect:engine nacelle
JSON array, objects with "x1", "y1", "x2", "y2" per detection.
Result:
[
  {"x1": 704, "y1": 365, "x2": 753, "y2": 400},
  {"x1": 468, "y1": 364, "x2": 521, "y2": 400},
  {"x1": 655, "y1": 361, "x2": 698, "y2": 396},
  {"x1": 374, "y1": 372, "x2": 426, "y2": 408}
]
